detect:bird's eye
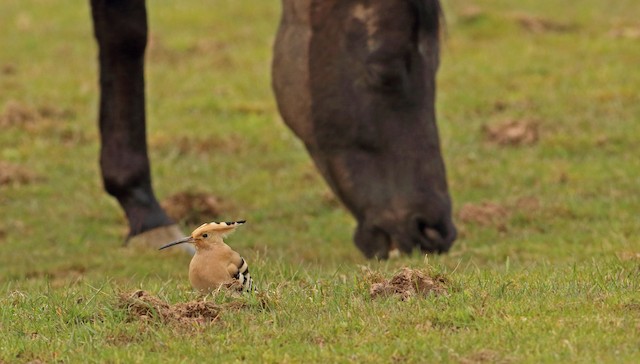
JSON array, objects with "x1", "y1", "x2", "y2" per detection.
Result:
[{"x1": 202, "y1": 233, "x2": 208, "y2": 238}]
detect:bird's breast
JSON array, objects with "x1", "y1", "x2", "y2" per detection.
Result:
[{"x1": 188, "y1": 253, "x2": 233, "y2": 292}]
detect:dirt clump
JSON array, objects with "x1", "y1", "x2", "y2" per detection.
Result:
[
  {"x1": 511, "y1": 13, "x2": 576, "y2": 33},
  {"x1": 118, "y1": 290, "x2": 221, "y2": 326},
  {"x1": 0, "y1": 100, "x2": 38, "y2": 128},
  {"x1": 617, "y1": 252, "x2": 640, "y2": 261},
  {"x1": 24, "y1": 265, "x2": 86, "y2": 288},
  {"x1": 161, "y1": 191, "x2": 223, "y2": 225},
  {"x1": 513, "y1": 196, "x2": 540, "y2": 212},
  {"x1": 2, "y1": 63, "x2": 17, "y2": 75},
  {"x1": 0, "y1": 100, "x2": 75, "y2": 130},
  {"x1": 459, "y1": 6, "x2": 484, "y2": 22},
  {"x1": 609, "y1": 26, "x2": 640, "y2": 39},
  {"x1": 458, "y1": 349, "x2": 510, "y2": 364},
  {"x1": 483, "y1": 120, "x2": 538, "y2": 146},
  {"x1": 36, "y1": 104, "x2": 75, "y2": 120},
  {"x1": 458, "y1": 202, "x2": 509, "y2": 229},
  {"x1": 0, "y1": 161, "x2": 41, "y2": 186},
  {"x1": 369, "y1": 268, "x2": 447, "y2": 301},
  {"x1": 149, "y1": 133, "x2": 245, "y2": 156},
  {"x1": 458, "y1": 197, "x2": 541, "y2": 232}
]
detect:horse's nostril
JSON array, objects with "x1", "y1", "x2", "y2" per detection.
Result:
[
  {"x1": 412, "y1": 216, "x2": 454, "y2": 253},
  {"x1": 424, "y1": 227, "x2": 441, "y2": 242},
  {"x1": 415, "y1": 218, "x2": 429, "y2": 236},
  {"x1": 414, "y1": 217, "x2": 436, "y2": 238}
]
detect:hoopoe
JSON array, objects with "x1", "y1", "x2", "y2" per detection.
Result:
[{"x1": 159, "y1": 221, "x2": 254, "y2": 292}]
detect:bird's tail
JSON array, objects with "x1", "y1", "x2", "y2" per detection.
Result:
[{"x1": 235, "y1": 257, "x2": 255, "y2": 292}]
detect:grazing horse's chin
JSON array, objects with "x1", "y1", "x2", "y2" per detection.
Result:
[
  {"x1": 307, "y1": 147, "x2": 456, "y2": 259},
  {"x1": 353, "y1": 207, "x2": 457, "y2": 259}
]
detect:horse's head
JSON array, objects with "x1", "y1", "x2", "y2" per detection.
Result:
[{"x1": 273, "y1": 0, "x2": 456, "y2": 258}]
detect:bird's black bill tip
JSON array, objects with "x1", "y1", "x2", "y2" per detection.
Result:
[{"x1": 158, "y1": 237, "x2": 192, "y2": 251}]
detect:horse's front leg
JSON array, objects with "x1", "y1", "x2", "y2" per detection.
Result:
[{"x1": 90, "y1": 0, "x2": 189, "y2": 251}]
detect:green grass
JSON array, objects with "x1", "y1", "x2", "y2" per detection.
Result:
[{"x1": 1, "y1": 0, "x2": 639, "y2": 362}]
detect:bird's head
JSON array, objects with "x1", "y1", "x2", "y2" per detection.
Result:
[{"x1": 158, "y1": 220, "x2": 245, "y2": 251}]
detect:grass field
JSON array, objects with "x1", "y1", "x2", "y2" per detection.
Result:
[{"x1": 1, "y1": 0, "x2": 639, "y2": 362}]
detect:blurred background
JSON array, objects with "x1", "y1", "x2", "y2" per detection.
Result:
[{"x1": 1, "y1": 0, "x2": 638, "y2": 281}]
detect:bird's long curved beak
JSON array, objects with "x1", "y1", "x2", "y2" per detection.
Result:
[{"x1": 158, "y1": 236, "x2": 194, "y2": 250}]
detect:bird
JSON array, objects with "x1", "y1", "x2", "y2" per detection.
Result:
[{"x1": 158, "y1": 220, "x2": 254, "y2": 293}]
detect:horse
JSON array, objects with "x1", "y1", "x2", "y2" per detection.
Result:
[{"x1": 89, "y1": 0, "x2": 455, "y2": 259}]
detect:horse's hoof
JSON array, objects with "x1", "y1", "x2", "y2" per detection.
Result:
[{"x1": 126, "y1": 224, "x2": 196, "y2": 256}]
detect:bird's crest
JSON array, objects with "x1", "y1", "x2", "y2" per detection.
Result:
[{"x1": 191, "y1": 220, "x2": 245, "y2": 238}]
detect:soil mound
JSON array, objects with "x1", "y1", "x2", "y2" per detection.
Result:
[
  {"x1": 0, "y1": 161, "x2": 41, "y2": 186},
  {"x1": 161, "y1": 191, "x2": 222, "y2": 225},
  {"x1": 118, "y1": 290, "x2": 221, "y2": 326},
  {"x1": 483, "y1": 120, "x2": 538, "y2": 146},
  {"x1": 369, "y1": 268, "x2": 447, "y2": 301},
  {"x1": 458, "y1": 202, "x2": 509, "y2": 228}
]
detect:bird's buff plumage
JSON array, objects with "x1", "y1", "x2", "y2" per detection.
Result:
[{"x1": 159, "y1": 221, "x2": 254, "y2": 292}]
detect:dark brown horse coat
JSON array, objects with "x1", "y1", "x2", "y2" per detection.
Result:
[{"x1": 90, "y1": 0, "x2": 455, "y2": 258}]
